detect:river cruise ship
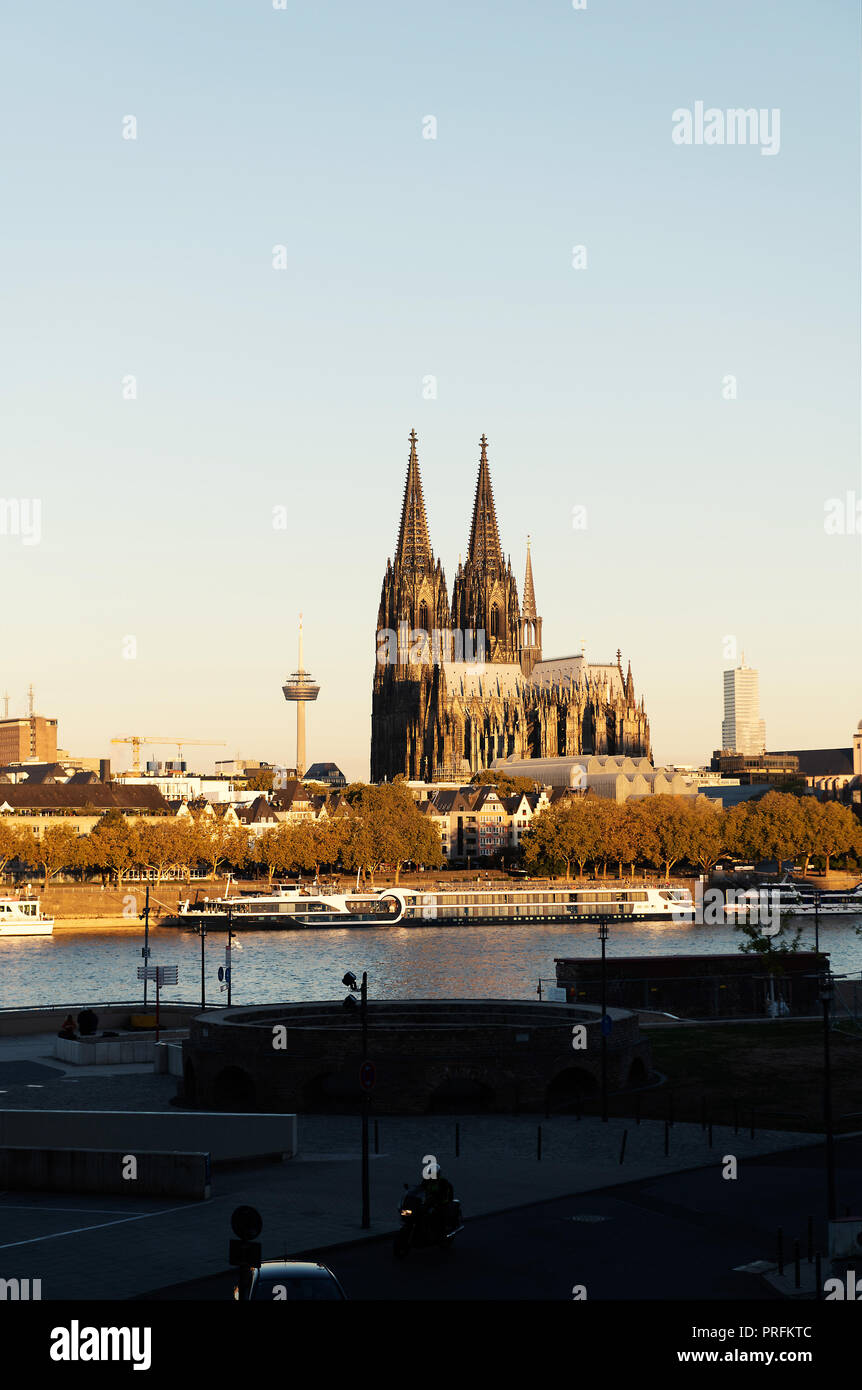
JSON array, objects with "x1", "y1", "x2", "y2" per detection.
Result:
[
  {"x1": 722, "y1": 881, "x2": 862, "y2": 920},
  {"x1": 0, "y1": 896, "x2": 54, "y2": 936},
  {"x1": 161, "y1": 881, "x2": 695, "y2": 930}
]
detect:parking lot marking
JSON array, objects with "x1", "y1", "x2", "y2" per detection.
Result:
[{"x1": 0, "y1": 1200, "x2": 213, "y2": 1251}]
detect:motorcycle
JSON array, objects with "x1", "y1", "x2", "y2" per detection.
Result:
[{"x1": 393, "y1": 1181, "x2": 464, "y2": 1257}]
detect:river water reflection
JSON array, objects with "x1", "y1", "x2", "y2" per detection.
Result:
[{"x1": 2, "y1": 915, "x2": 862, "y2": 1010}]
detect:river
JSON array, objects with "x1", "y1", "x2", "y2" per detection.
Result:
[{"x1": 2, "y1": 914, "x2": 861, "y2": 1010}]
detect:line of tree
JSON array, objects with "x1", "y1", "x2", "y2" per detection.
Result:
[
  {"x1": 0, "y1": 782, "x2": 444, "y2": 889},
  {"x1": 522, "y1": 791, "x2": 862, "y2": 882}
]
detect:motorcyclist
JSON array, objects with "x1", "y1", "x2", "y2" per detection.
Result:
[{"x1": 420, "y1": 1169, "x2": 455, "y2": 1235}]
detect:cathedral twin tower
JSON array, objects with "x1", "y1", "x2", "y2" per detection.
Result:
[{"x1": 371, "y1": 431, "x2": 650, "y2": 783}]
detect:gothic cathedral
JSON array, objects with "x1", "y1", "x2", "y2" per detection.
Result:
[{"x1": 370, "y1": 432, "x2": 651, "y2": 782}]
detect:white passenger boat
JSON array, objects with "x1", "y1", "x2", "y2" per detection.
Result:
[
  {"x1": 785, "y1": 880, "x2": 862, "y2": 916},
  {"x1": 0, "y1": 895, "x2": 54, "y2": 936},
  {"x1": 723, "y1": 881, "x2": 862, "y2": 919},
  {"x1": 161, "y1": 882, "x2": 695, "y2": 929}
]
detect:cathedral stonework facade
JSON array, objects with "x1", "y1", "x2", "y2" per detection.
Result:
[{"x1": 371, "y1": 432, "x2": 651, "y2": 783}]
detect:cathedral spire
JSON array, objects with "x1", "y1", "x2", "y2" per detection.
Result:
[
  {"x1": 395, "y1": 429, "x2": 433, "y2": 572},
  {"x1": 522, "y1": 535, "x2": 537, "y2": 619},
  {"x1": 466, "y1": 434, "x2": 504, "y2": 573},
  {"x1": 625, "y1": 660, "x2": 635, "y2": 706}
]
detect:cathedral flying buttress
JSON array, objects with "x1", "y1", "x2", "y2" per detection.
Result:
[{"x1": 370, "y1": 432, "x2": 650, "y2": 783}]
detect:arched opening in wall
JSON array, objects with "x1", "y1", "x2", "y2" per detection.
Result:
[
  {"x1": 212, "y1": 1065, "x2": 257, "y2": 1112},
  {"x1": 545, "y1": 1067, "x2": 598, "y2": 1114},
  {"x1": 627, "y1": 1057, "x2": 648, "y2": 1088},
  {"x1": 490, "y1": 604, "x2": 500, "y2": 639},
  {"x1": 183, "y1": 1058, "x2": 197, "y2": 1107},
  {"x1": 302, "y1": 1071, "x2": 361, "y2": 1114},
  {"x1": 418, "y1": 600, "x2": 429, "y2": 633},
  {"x1": 427, "y1": 1075, "x2": 495, "y2": 1114}
]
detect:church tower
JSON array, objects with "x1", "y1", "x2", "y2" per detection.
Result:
[
  {"x1": 451, "y1": 435, "x2": 521, "y2": 665},
  {"x1": 371, "y1": 430, "x2": 449, "y2": 781},
  {"x1": 519, "y1": 536, "x2": 543, "y2": 677}
]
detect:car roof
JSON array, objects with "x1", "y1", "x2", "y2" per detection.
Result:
[{"x1": 257, "y1": 1261, "x2": 335, "y2": 1278}]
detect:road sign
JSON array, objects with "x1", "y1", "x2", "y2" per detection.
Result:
[
  {"x1": 217, "y1": 966, "x2": 232, "y2": 983},
  {"x1": 600, "y1": 1014, "x2": 612, "y2": 1037},
  {"x1": 136, "y1": 965, "x2": 178, "y2": 985},
  {"x1": 359, "y1": 1060, "x2": 376, "y2": 1092},
  {"x1": 231, "y1": 1205, "x2": 263, "y2": 1240}
]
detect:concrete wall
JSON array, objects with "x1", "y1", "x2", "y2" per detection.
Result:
[
  {"x1": 54, "y1": 1031, "x2": 187, "y2": 1065},
  {"x1": 0, "y1": 1110, "x2": 298, "y2": 1163},
  {"x1": 0, "y1": 1005, "x2": 202, "y2": 1037},
  {"x1": 182, "y1": 1000, "x2": 652, "y2": 1115},
  {"x1": 155, "y1": 1041, "x2": 185, "y2": 1077},
  {"x1": 0, "y1": 1146, "x2": 210, "y2": 1199}
]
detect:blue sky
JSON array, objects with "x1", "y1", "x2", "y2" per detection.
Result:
[{"x1": 1, "y1": 0, "x2": 859, "y2": 778}]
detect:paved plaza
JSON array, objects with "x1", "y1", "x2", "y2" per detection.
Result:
[{"x1": 0, "y1": 1032, "x2": 838, "y2": 1301}]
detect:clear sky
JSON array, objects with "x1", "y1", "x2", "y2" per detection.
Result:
[{"x1": 1, "y1": 0, "x2": 859, "y2": 780}]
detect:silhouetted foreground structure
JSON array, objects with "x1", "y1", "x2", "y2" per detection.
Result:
[
  {"x1": 555, "y1": 952, "x2": 830, "y2": 1019},
  {"x1": 181, "y1": 999, "x2": 652, "y2": 1114}
]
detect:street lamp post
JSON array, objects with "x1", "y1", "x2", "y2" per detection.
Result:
[
  {"x1": 343, "y1": 970, "x2": 370, "y2": 1230},
  {"x1": 813, "y1": 890, "x2": 821, "y2": 959},
  {"x1": 820, "y1": 971, "x2": 837, "y2": 1224},
  {"x1": 599, "y1": 923, "x2": 609, "y2": 1123},
  {"x1": 199, "y1": 921, "x2": 207, "y2": 1010},
  {"x1": 227, "y1": 908, "x2": 233, "y2": 1008}
]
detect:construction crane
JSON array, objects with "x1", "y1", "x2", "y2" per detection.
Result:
[{"x1": 110, "y1": 735, "x2": 227, "y2": 774}]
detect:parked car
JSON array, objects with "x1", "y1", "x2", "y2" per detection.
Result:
[{"x1": 233, "y1": 1260, "x2": 347, "y2": 1301}]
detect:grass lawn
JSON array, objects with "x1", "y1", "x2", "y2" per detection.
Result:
[{"x1": 603, "y1": 1023, "x2": 862, "y2": 1133}]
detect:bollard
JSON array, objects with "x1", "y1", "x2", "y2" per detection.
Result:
[
  {"x1": 807, "y1": 1215, "x2": 813, "y2": 1264},
  {"x1": 619, "y1": 1129, "x2": 628, "y2": 1165},
  {"x1": 664, "y1": 1120, "x2": 669, "y2": 1157},
  {"x1": 793, "y1": 1240, "x2": 800, "y2": 1289},
  {"x1": 455, "y1": 1121, "x2": 460, "y2": 1158},
  {"x1": 537, "y1": 1125, "x2": 542, "y2": 1161},
  {"x1": 815, "y1": 1253, "x2": 822, "y2": 1299},
  {"x1": 374, "y1": 1120, "x2": 379, "y2": 1155},
  {"x1": 777, "y1": 1227, "x2": 784, "y2": 1276}
]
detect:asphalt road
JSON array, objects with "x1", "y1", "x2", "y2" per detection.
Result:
[{"x1": 144, "y1": 1138, "x2": 862, "y2": 1301}]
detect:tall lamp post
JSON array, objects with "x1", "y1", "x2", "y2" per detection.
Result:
[
  {"x1": 820, "y1": 970, "x2": 837, "y2": 1225},
  {"x1": 598, "y1": 923, "x2": 609, "y2": 1123},
  {"x1": 198, "y1": 920, "x2": 207, "y2": 1010},
  {"x1": 343, "y1": 970, "x2": 370, "y2": 1229}
]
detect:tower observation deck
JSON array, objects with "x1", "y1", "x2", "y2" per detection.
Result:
[{"x1": 282, "y1": 615, "x2": 320, "y2": 778}]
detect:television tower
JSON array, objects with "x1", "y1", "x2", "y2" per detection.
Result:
[{"x1": 282, "y1": 614, "x2": 319, "y2": 777}]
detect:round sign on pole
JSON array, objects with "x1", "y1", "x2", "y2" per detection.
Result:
[
  {"x1": 359, "y1": 1060, "x2": 376, "y2": 1092},
  {"x1": 231, "y1": 1205, "x2": 263, "y2": 1240},
  {"x1": 218, "y1": 966, "x2": 225, "y2": 982}
]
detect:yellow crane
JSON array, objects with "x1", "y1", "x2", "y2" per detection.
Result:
[{"x1": 110, "y1": 735, "x2": 227, "y2": 774}]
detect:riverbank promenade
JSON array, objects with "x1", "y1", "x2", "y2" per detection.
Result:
[{"x1": 0, "y1": 1030, "x2": 837, "y2": 1301}]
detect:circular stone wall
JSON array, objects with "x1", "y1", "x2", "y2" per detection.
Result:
[{"x1": 181, "y1": 999, "x2": 652, "y2": 1115}]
